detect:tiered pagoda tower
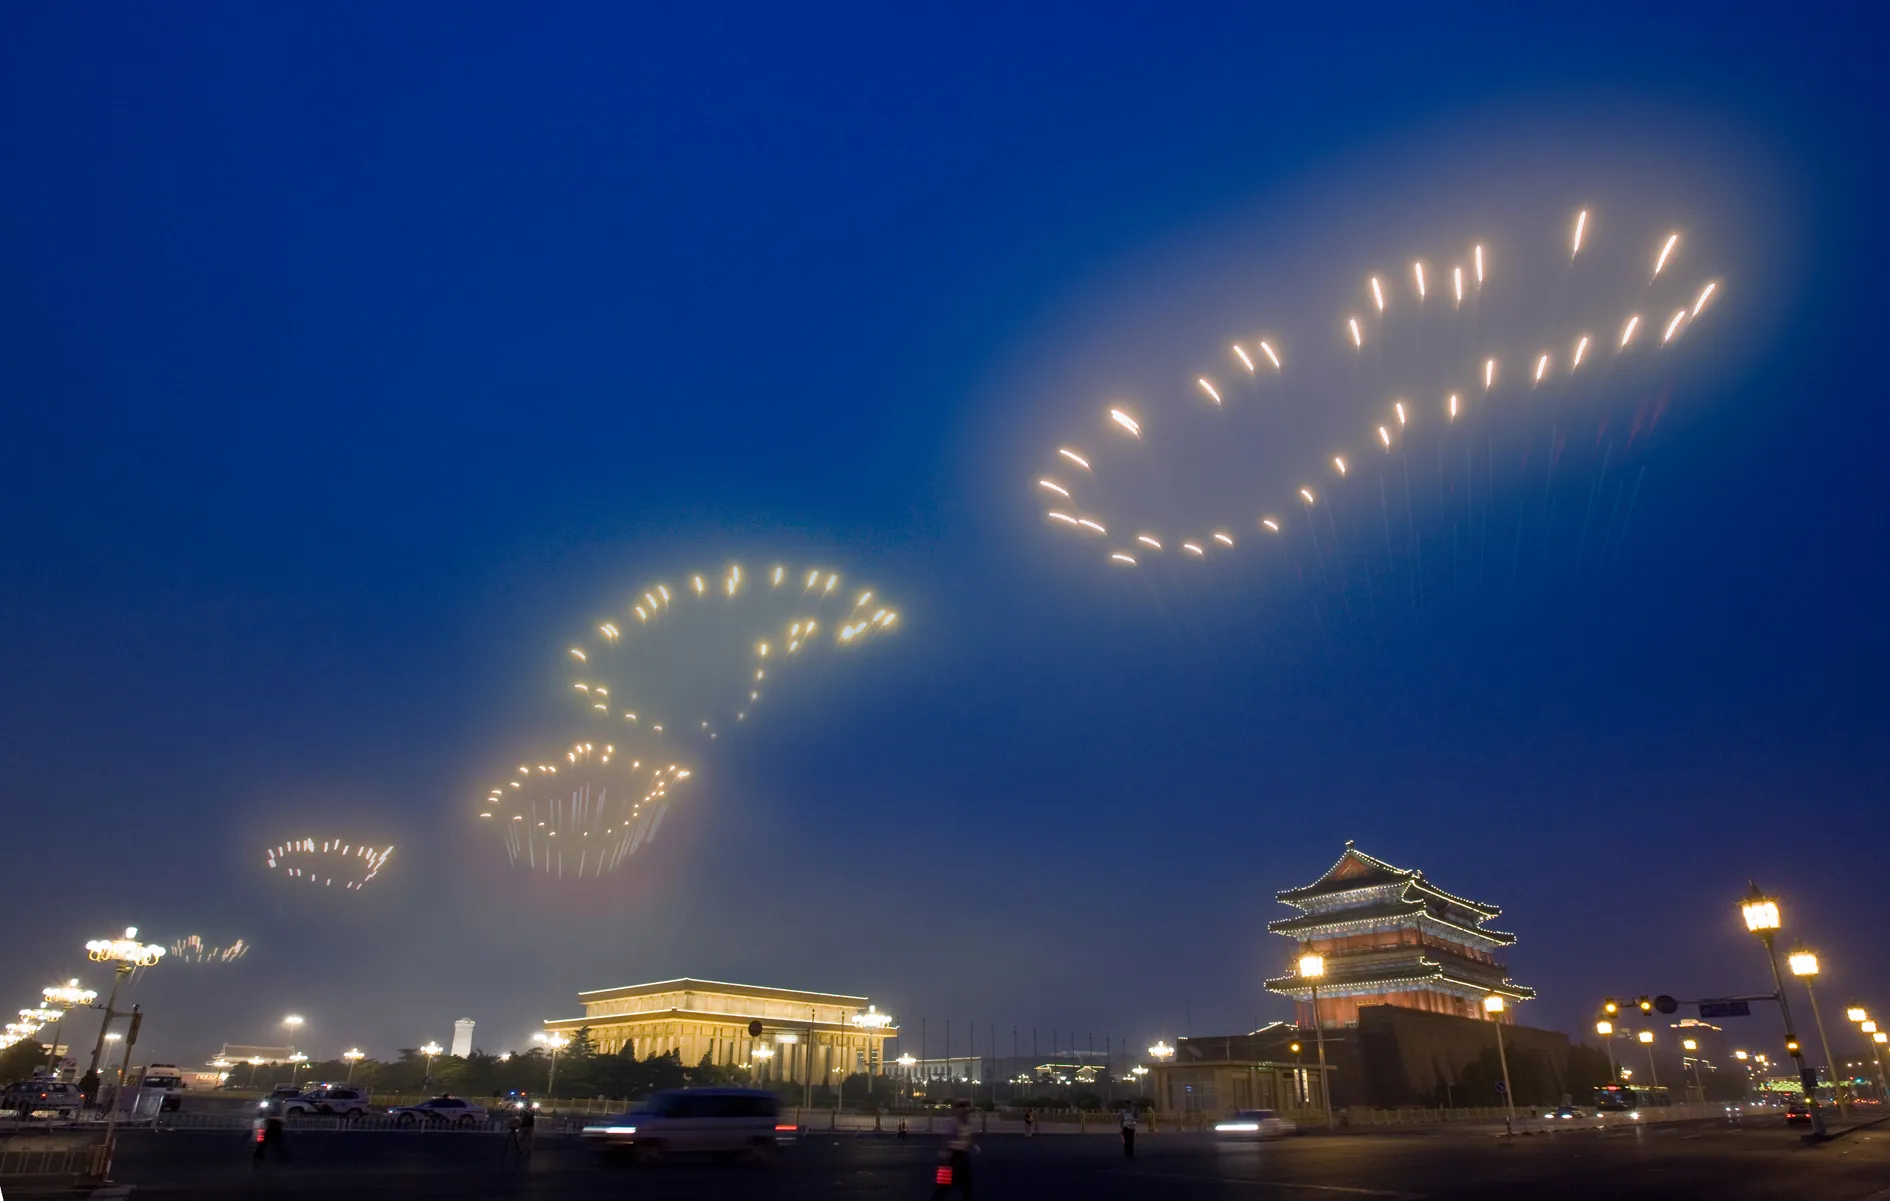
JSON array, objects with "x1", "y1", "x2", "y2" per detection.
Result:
[{"x1": 1265, "y1": 843, "x2": 1534, "y2": 1027}]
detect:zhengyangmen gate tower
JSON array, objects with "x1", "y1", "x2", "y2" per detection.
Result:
[{"x1": 1265, "y1": 843, "x2": 1534, "y2": 1025}]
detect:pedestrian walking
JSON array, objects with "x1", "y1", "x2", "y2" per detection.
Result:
[
  {"x1": 1120, "y1": 1103, "x2": 1137, "y2": 1159},
  {"x1": 510, "y1": 1100, "x2": 537, "y2": 1158},
  {"x1": 1024, "y1": 1108, "x2": 1035, "y2": 1137},
  {"x1": 929, "y1": 1098, "x2": 975, "y2": 1199}
]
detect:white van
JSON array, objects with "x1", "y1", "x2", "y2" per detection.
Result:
[{"x1": 582, "y1": 1088, "x2": 783, "y2": 1161}]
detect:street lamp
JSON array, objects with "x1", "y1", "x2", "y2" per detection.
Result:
[
  {"x1": 1681, "y1": 1039, "x2": 1705, "y2": 1101},
  {"x1": 851, "y1": 1005, "x2": 893, "y2": 1081},
  {"x1": 1297, "y1": 950, "x2": 1335, "y2": 1127},
  {"x1": 246, "y1": 1055, "x2": 265, "y2": 1089},
  {"x1": 1740, "y1": 882, "x2": 1827, "y2": 1136},
  {"x1": 82, "y1": 927, "x2": 165, "y2": 1079},
  {"x1": 343, "y1": 1049, "x2": 365, "y2": 1083},
  {"x1": 532, "y1": 1032, "x2": 567, "y2": 1096},
  {"x1": 39, "y1": 980, "x2": 97, "y2": 1072},
  {"x1": 1787, "y1": 949, "x2": 1845, "y2": 1115},
  {"x1": 1485, "y1": 995, "x2": 1516, "y2": 1130},
  {"x1": 1848, "y1": 1006, "x2": 1869, "y2": 1023},
  {"x1": 420, "y1": 1041, "x2": 444, "y2": 1090},
  {"x1": 287, "y1": 1052, "x2": 309, "y2": 1088},
  {"x1": 1595, "y1": 1018, "x2": 1620, "y2": 1083},
  {"x1": 1636, "y1": 1030, "x2": 1661, "y2": 1087}
]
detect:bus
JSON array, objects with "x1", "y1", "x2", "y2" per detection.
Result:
[{"x1": 1592, "y1": 1084, "x2": 1672, "y2": 1112}]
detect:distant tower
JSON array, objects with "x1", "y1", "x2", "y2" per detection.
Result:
[
  {"x1": 1265, "y1": 844, "x2": 1533, "y2": 1027},
  {"x1": 451, "y1": 1018, "x2": 475, "y2": 1058}
]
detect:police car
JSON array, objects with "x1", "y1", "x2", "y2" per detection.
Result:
[
  {"x1": 282, "y1": 1084, "x2": 373, "y2": 1119},
  {"x1": 386, "y1": 1095, "x2": 488, "y2": 1126}
]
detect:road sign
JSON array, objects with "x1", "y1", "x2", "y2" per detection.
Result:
[
  {"x1": 748, "y1": 1019, "x2": 763, "y2": 1038},
  {"x1": 1698, "y1": 1000, "x2": 1752, "y2": 1019},
  {"x1": 1493, "y1": 1080, "x2": 1508, "y2": 1095},
  {"x1": 1653, "y1": 995, "x2": 1679, "y2": 1015}
]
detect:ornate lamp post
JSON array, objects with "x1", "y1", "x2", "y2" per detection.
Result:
[
  {"x1": 287, "y1": 1052, "x2": 310, "y2": 1089},
  {"x1": 38, "y1": 981, "x2": 96, "y2": 1072},
  {"x1": 343, "y1": 1049, "x2": 366, "y2": 1083},
  {"x1": 82, "y1": 927, "x2": 165, "y2": 1078},
  {"x1": 851, "y1": 1006, "x2": 893, "y2": 1079},
  {"x1": 751, "y1": 1044, "x2": 776, "y2": 1086},
  {"x1": 1741, "y1": 882, "x2": 1827, "y2": 1136},
  {"x1": 1786, "y1": 950, "x2": 1844, "y2": 1115},
  {"x1": 246, "y1": 1056, "x2": 265, "y2": 1089},
  {"x1": 1297, "y1": 950, "x2": 1335, "y2": 1127},
  {"x1": 1485, "y1": 995, "x2": 1516, "y2": 1131}
]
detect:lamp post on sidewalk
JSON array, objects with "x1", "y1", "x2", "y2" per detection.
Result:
[
  {"x1": 1787, "y1": 949, "x2": 1845, "y2": 1116},
  {"x1": 343, "y1": 1049, "x2": 365, "y2": 1083},
  {"x1": 1637, "y1": 1030, "x2": 1660, "y2": 1087},
  {"x1": 82, "y1": 928, "x2": 165, "y2": 1079},
  {"x1": 1297, "y1": 949, "x2": 1334, "y2": 1128},
  {"x1": 1485, "y1": 995, "x2": 1516, "y2": 1132},
  {"x1": 1742, "y1": 883, "x2": 1828, "y2": 1136}
]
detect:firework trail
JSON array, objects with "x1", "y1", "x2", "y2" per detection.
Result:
[
  {"x1": 265, "y1": 839, "x2": 393, "y2": 890},
  {"x1": 1032, "y1": 205, "x2": 1719, "y2": 629}
]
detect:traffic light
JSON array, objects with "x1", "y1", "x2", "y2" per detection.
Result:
[
  {"x1": 1602, "y1": 998, "x2": 1620, "y2": 1017},
  {"x1": 1637, "y1": 996, "x2": 1654, "y2": 1015}
]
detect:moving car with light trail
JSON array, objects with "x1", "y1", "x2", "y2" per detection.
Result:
[
  {"x1": 1212, "y1": 1109, "x2": 1296, "y2": 1139},
  {"x1": 582, "y1": 1087, "x2": 784, "y2": 1160}
]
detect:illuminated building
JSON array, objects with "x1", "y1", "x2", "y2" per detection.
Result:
[
  {"x1": 543, "y1": 978, "x2": 896, "y2": 1085},
  {"x1": 1266, "y1": 843, "x2": 1534, "y2": 1026},
  {"x1": 451, "y1": 1018, "x2": 475, "y2": 1058}
]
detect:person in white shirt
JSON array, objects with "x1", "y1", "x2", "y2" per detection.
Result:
[{"x1": 1120, "y1": 1102, "x2": 1137, "y2": 1159}]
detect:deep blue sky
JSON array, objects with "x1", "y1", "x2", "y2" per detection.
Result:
[{"x1": 3, "y1": 5, "x2": 1884, "y2": 1067}]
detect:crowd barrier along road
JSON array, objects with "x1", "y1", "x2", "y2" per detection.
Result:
[{"x1": 0, "y1": 1129, "x2": 109, "y2": 1186}]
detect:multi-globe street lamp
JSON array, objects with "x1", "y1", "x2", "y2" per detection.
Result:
[
  {"x1": 288, "y1": 1052, "x2": 310, "y2": 1088},
  {"x1": 1787, "y1": 950, "x2": 1844, "y2": 1115},
  {"x1": 82, "y1": 927, "x2": 165, "y2": 1078},
  {"x1": 1484, "y1": 995, "x2": 1516, "y2": 1131},
  {"x1": 343, "y1": 1048, "x2": 366, "y2": 1083},
  {"x1": 1296, "y1": 949, "x2": 1335, "y2": 1127},
  {"x1": 1741, "y1": 882, "x2": 1828, "y2": 1137},
  {"x1": 420, "y1": 1041, "x2": 445, "y2": 1090},
  {"x1": 246, "y1": 1056, "x2": 265, "y2": 1089},
  {"x1": 38, "y1": 981, "x2": 96, "y2": 1071}
]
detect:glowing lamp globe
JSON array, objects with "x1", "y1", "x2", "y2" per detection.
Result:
[
  {"x1": 1297, "y1": 953, "x2": 1325, "y2": 980},
  {"x1": 1788, "y1": 950, "x2": 1819, "y2": 977},
  {"x1": 1638, "y1": 1031, "x2": 1654, "y2": 1045},
  {"x1": 1741, "y1": 890, "x2": 1780, "y2": 933},
  {"x1": 1484, "y1": 995, "x2": 1505, "y2": 1015}
]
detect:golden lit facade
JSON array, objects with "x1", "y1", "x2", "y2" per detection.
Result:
[
  {"x1": 1266, "y1": 844, "x2": 1534, "y2": 1026},
  {"x1": 544, "y1": 978, "x2": 896, "y2": 1083}
]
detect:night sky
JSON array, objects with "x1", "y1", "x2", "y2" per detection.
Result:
[{"x1": 3, "y1": 5, "x2": 1884, "y2": 1068}]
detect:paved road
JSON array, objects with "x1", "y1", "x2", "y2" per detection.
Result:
[{"x1": 102, "y1": 1119, "x2": 1890, "y2": 1200}]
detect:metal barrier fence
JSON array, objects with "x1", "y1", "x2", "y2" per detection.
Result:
[{"x1": 0, "y1": 1136, "x2": 108, "y2": 1180}]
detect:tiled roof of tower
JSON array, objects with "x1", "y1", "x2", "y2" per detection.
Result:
[{"x1": 1276, "y1": 843, "x2": 1504, "y2": 918}]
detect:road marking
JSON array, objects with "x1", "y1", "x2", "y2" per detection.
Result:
[{"x1": 1112, "y1": 1170, "x2": 1423, "y2": 1199}]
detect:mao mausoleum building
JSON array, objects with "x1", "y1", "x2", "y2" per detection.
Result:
[{"x1": 544, "y1": 978, "x2": 896, "y2": 1084}]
